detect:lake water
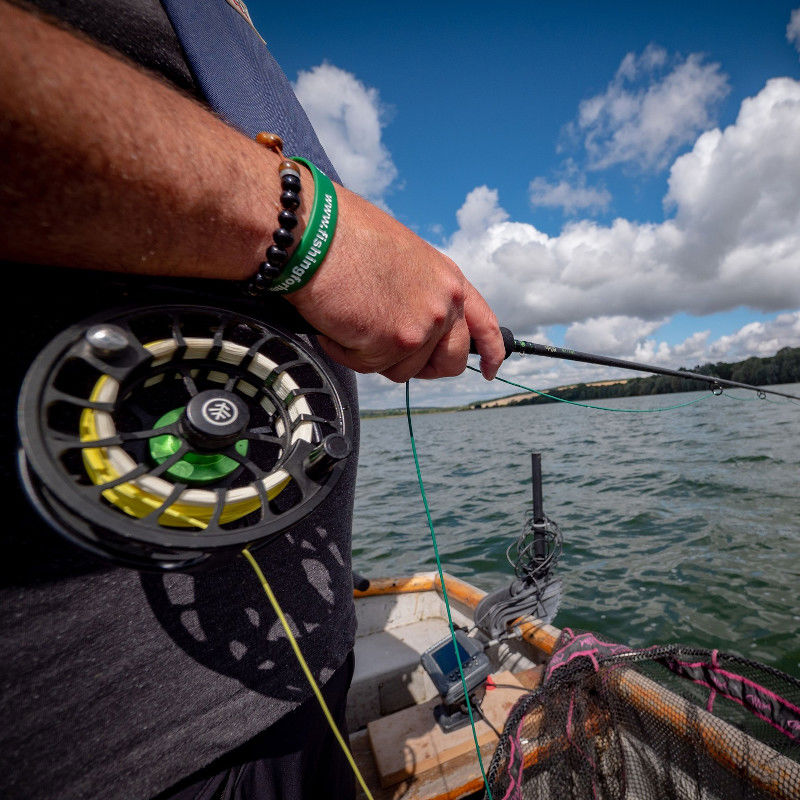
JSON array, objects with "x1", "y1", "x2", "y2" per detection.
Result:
[{"x1": 352, "y1": 383, "x2": 800, "y2": 677}]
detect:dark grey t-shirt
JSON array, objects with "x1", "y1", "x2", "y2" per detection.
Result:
[{"x1": 1, "y1": 3, "x2": 359, "y2": 798}]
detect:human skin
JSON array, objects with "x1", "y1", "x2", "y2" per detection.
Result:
[{"x1": 0, "y1": 1, "x2": 505, "y2": 383}]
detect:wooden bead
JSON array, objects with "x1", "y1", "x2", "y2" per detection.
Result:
[
  {"x1": 278, "y1": 159, "x2": 297, "y2": 173},
  {"x1": 256, "y1": 131, "x2": 283, "y2": 152}
]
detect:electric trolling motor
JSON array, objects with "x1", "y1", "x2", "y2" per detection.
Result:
[{"x1": 421, "y1": 454, "x2": 562, "y2": 732}]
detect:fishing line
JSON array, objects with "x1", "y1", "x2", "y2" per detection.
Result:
[
  {"x1": 719, "y1": 391, "x2": 760, "y2": 402},
  {"x1": 466, "y1": 365, "x2": 715, "y2": 413},
  {"x1": 717, "y1": 390, "x2": 792, "y2": 405},
  {"x1": 241, "y1": 547, "x2": 375, "y2": 800},
  {"x1": 405, "y1": 381, "x2": 495, "y2": 800}
]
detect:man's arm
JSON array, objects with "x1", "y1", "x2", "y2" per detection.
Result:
[{"x1": 0, "y1": 2, "x2": 504, "y2": 381}]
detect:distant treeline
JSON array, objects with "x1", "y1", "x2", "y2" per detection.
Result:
[{"x1": 479, "y1": 346, "x2": 800, "y2": 408}]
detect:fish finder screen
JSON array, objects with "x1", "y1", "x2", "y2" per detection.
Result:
[{"x1": 432, "y1": 640, "x2": 471, "y2": 674}]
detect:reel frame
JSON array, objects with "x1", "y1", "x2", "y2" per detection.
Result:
[{"x1": 17, "y1": 304, "x2": 354, "y2": 572}]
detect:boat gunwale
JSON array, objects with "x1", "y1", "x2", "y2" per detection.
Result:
[
  {"x1": 354, "y1": 572, "x2": 560, "y2": 661},
  {"x1": 353, "y1": 573, "x2": 800, "y2": 800}
]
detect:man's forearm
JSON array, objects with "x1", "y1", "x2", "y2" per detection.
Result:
[
  {"x1": 0, "y1": 1, "x2": 506, "y2": 381},
  {"x1": 0, "y1": 1, "x2": 289, "y2": 280}
]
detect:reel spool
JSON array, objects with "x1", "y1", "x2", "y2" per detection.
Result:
[{"x1": 17, "y1": 305, "x2": 353, "y2": 572}]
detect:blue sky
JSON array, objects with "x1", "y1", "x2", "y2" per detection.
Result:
[{"x1": 250, "y1": 1, "x2": 800, "y2": 407}]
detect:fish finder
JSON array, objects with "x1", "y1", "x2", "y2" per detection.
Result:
[{"x1": 421, "y1": 629, "x2": 492, "y2": 732}]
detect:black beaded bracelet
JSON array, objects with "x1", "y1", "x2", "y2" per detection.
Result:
[{"x1": 247, "y1": 131, "x2": 303, "y2": 296}]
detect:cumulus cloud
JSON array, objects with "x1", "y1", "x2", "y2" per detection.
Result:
[
  {"x1": 563, "y1": 312, "x2": 800, "y2": 373},
  {"x1": 571, "y1": 44, "x2": 730, "y2": 172},
  {"x1": 446, "y1": 78, "x2": 800, "y2": 334},
  {"x1": 564, "y1": 316, "x2": 667, "y2": 354},
  {"x1": 788, "y1": 8, "x2": 800, "y2": 56},
  {"x1": 293, "y1": 63, "x2": 397, "y2": 205},
  {"x1": 705, "y1": 312, "x2": 800, "y2": 361},
  {"x1": 529, "y1": 176, "x2": 611, "y2": 214}
]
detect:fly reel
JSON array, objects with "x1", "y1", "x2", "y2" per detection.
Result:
[{"x1": 17, "y1": 304, "x2": 353, "y2": 572}]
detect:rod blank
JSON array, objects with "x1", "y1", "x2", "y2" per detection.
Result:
[{"x1": 470, "y1": 327, "x2": 800, "y2": 401}]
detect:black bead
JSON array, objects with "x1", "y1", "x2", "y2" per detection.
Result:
[
  {"x1": 246, "y1": 273, "x2": 268, "y2": 295},
  {"x1": 278, "y1": 209, "x2": 298, "y2": 230},
  {"x1": 259, "y1": 260, "x2": 282, "y2": 281},
  {"x1": 272, "y1": 227, "x2": 294, "y2": 249},
  {"x1": 264, "y1": 245, "x2": 288, "y2": 267},
  {"x1": 280, "y1": 190, "x2": 300, "y2": 211},
  {"x1": 281, "y1": 174, "x2": 301, "y2": 192},
  {"x1": 247, "y1": 272, "x2": 272, "y2": 297}
]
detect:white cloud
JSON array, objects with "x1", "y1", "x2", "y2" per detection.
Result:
[
  {"x1": 343, "y1": 70, "x2": 800, "y2": 409},
  {"x1": 564, "y1": 315, "x2": 667, "y2": 354},
  {"x1": 446, "y1": 78, "x2": 800, "y2": 335},
  {"x1": 788, "y1": 8, "x2": 800, "y2": 56},
  {"x1": 529, "y1": 176, "x2": 611, "y2": 214},
  {"x1": 293, "y1": 63, "x2": 398, "y2": 206},
  {"x1": 572, "y1": 44, "x2": 730, "y2": 172},
  {"x1": 705, "y1": 312, "x2": 800, "y2": 361}
]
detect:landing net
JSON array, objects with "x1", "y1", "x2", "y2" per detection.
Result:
[{"x1": 486, "y1": 629, "x2": 800, "y2": 800}]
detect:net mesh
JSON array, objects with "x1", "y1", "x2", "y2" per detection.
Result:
[{"x1": 486, "y1": 630, "x2": 800, "y2": 800}]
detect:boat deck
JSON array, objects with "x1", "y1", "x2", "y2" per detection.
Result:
[
  {"x1": 352, "y1": 666, "x2": 543, "y2": 800},
  {"x1": 349, "y1": 574, "x2": 552, "y2": 800}
]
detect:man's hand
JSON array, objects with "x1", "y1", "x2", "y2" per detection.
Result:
[{"x1": 287, "y1": 183, "x2": 504, "y2": 382}]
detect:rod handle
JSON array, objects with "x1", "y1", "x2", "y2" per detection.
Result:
[{"x1": 469, "y1": 326, "x2": 515, "y2": 360}]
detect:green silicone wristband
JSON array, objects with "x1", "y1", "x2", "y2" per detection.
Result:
[{"x1": 267, "y1": 157, "x2": 338, "y2": 294}]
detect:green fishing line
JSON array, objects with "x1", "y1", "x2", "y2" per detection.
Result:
[
  {"x1": 405, "y1": 381, "x2": 494, "y2": 800},
  {"x1": 719, "y1": 391, "x2": 760, "y2": 402},
  {"x1": 467, "y1": 365, "x2": 715, "y2": 412}
]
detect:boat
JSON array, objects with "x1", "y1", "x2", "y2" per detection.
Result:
[
  {"x1": 347, "y1": 571, "x2": 800, "y2": 800},
  {"x1": 349, "y1": 571, "x2": 556, "y2": 799}
]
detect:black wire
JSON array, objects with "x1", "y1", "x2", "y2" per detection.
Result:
[
  {"x1": 506, "y1": 512, "x2": 563, "y2": 580},
  {"x1": 473, "y1": 699, "x2": 503, "y2": 739}
]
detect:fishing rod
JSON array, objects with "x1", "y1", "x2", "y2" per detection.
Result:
[{"x1": 473, "y1": 327, "x2": 800, "y2": 401}]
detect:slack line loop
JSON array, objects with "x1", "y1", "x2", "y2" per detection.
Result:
[
  {"x1": 470, "y1": 327, "x2": 800, "y2": 402},
  {"x1": 405, "y1": 382, "x2": 495, "y2": 800}
]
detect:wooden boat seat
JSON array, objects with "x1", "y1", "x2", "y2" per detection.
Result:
[{"x1": 353, "y1": 666, "x2": 543, "y2": 800}]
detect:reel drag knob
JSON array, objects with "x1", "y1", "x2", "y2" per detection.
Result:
[{"x1": 181, "y1": 390, "x2": 250, "y2": 451}]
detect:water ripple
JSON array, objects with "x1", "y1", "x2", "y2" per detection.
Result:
[{"x1": 354, "y1": 385, "x2": 800, "y2": 675}]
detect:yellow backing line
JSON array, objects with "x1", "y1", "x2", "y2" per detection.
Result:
[{"x1": 241, "y1": 548, "x2": 375, "y2": 800}]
